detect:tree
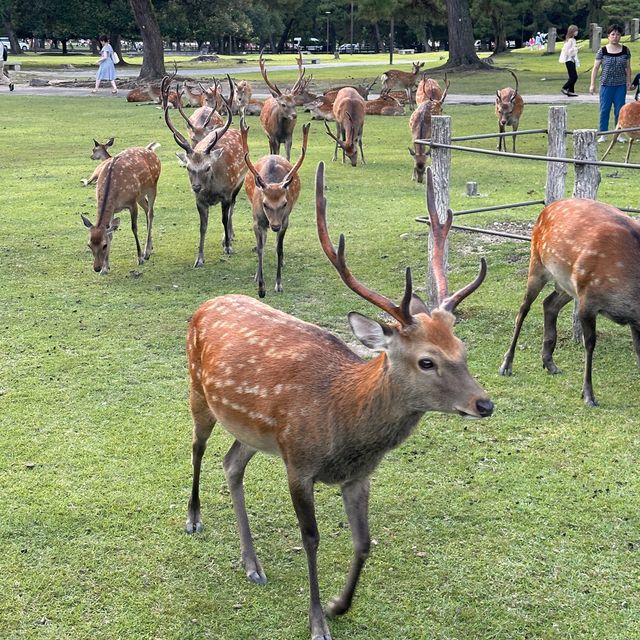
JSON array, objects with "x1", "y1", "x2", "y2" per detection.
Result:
[
  {"x1": 129, "y1": 0, "x2": 166, "y2": 80},
  {"x1": 443, "y1": 0, "x2": 488, "y2": 68}
]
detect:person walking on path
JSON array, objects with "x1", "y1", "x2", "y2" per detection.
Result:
[
  {"x1": 0, "y1": 40, "x2": 15, "y2": 91},
  {"x1": 559, "y1": 25, "x2": 580, "y2": 96},
  {"x1": 93, "y1": 35, "x2": 118, "y2": 94},
  {"x1": 589, "y1": 24, "x2": 632, "y2": 141}
]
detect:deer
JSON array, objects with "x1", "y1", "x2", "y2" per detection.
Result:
[
  {"x1": 80, "y1": 144, "x2": 161, "y2": 274},
  {"x1": 174, "y1": 85, "x2": 224, "y2": 145},
  {"x1": 126, "y1": 84, "x2": 162, "y2": 104},
  {"x1": 364, "y1": 94, "x2": 405, "y2": 116},
  {"x1": 234, "y1": 79, "x2": 253, "y2": 118},
  {"x1": 495, "y1": 70, "x2": 524, "y2": 152},
  {"x1": 380, "y1": 61, "x2": 424, "y2": 109},
  {"x1": 499, "y1": 198, "x2": 640, "y2": 407},
  {"x1": 293, "y1": 75, "x2": 317, "y2": 106},
  {"x1": 162, "y1": 75, "x2": 247, "y2": 266},
  {"x1": 323, "y1": 78, "x2": 376, "y2": 103},
  {"x1": 184, "y1": 162, "x2": 493, "y2": 640},
  {"x1": 240, "y1": 120, "x2": 310, "y2": 298},
  {"x1": 408, "y1": 77, "x2": 450, "y2": 183},
  {"x1": 259, "y1": 50, "x2": 306, "y2": 160},
  {"x1": 305, "y1": 95, "x2": 336, "y2": 121},
  {"x1": 600, "y1": 95, "x2": 640, "y2": 164},
  {"x1": 416, "y1": 74, "x2": 445, "y2": 105},
  {"x1": 324, "y1": 87, "x2": 366, "y2": 167}
]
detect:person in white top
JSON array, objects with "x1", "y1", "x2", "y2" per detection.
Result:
[
  {"x1": 559, "y1": 25, "x2": 580, "y2": 96},
  {"x1": 0, "y1": 40, "x2": 15, "y2": 91}
]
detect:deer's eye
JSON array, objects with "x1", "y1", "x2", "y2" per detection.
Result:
[{"x1": 418, "y1": 358, "x2": 435, "y2": 371}]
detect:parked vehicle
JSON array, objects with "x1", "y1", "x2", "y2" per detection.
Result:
[
  {"x1": 338, "y1": 43, "x2": 360, "y2": 53},
  {"x1": 0, "y1": 37, "x2": 29, "y2": 51},
  {"x1": 293, "y1": 37, "x2": 323, "y2": 52}
]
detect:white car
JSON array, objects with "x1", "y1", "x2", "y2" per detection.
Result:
[
  {"x1": 338, "y1": 43, "x2": 360, "y2": 53},
  {"x1": 0, "y1": 37, "x2": 29, "y2": 51}
]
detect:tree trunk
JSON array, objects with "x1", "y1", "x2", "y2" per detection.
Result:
[
  {"x1": 278, "y1": 18, "x2": 294, "y2": 53},
  {"x1": 129, "y1": 0, "x2": 166, "y2": 80},
  {"x1": 110, "y1": 32, "x2": 126, "y2": 66},
  {"x1": 443, "y1": 0, "x2": 489, "y2": 69},
  {"x1": 373, "y1": 22, "x2": 383, "y2": 53},
  {"x1": 1, "y1": 11, "x2": 23, "y2": 55}
]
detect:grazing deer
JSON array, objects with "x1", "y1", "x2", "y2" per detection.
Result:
[
  {"x1": 234, "y1": 79, "x2": 253, "y2": 118},
  {"x1": 162, "y1": 75, "x2": 247, "y2": 266},
  {"x1": 495, "y1": 70, "x2": 524, "y2": 152},
  {"x1": 416, "y1": 74, "x2": 445, "y2": 105},
  {"x1": 364, "y1": 94, "x2": 405, "y2": 116},
  {"x1": 601, "y1": 97, "x2": 640, "y2": 163},
  {"x1": 185, "y1": 163, "x2": 493, "y2": 640},
  {"x1": 324, "y1": 87, "x2": 366, "y2": 166},
  {"x1": 408, "y1": 77, "x2": 450, "y2": 183},
  {"x1": 499, "y1": 198, "x2": 640, "y2": 406},
  {"x1": 80, "y1": 145, "x2": 161, "y2": 274},
  {"x1": 259, "y1": 50, "x2": 306, "y2": 160},
  {"x1": 241, "y1": 121, "x2": 310, "y2": 298},
  {"x1": 380, "y1": 61, "x2": 424, "y2": 108}
]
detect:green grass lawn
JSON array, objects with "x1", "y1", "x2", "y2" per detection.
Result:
[{"x1": 0, "y1": 88, "x2": 639, "y2": 640}]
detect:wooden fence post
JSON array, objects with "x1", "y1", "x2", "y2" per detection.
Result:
[
  {"x1": 545, "y1": 106, "x2": 567, "y2": 204},
  {"x1": 429, "y1": 115, "x2": 451, "y2": 309}
]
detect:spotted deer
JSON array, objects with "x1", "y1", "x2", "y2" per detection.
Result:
[
  {"x1": 174, "y1": 85, "x2": 224, "y2": 145},
  {"x1": 80, "y1": 144, "x2": 161, "y2": 274},
  {"x1": 499, "y1": 199, "x2": 640, "y2": 406},
  {"x1": 380, "y1": 61, "x2": 424, "y2": 108},
  {"x1": 259, "y1": 50, "x2": 306, "y2": 160},
  {"x1": 126, "y1": 84, "x2": 162, "y2": 104},
  {"x1": 495, "y1": 70, "x2": 524, "y2": 152},
  {"x1": 185, "y1": 163, "x2": 493, "y2": 640},
  {"x1": 364, "y1": 94, "x2": 404, "y2": 116},
  {"x1": 408, "y1": 77, "x2": 450, "y2": 183},
  {"x1": 240, "y1": 121, "x2": 310, "y2": 298},
  {"x1": 305, "y1": 94, "x2": 335, "y2": 121},
  {"x1": 601, "y1": 97, "x2": 640, "y2": 163},
  {"x1": 324, "y1": 87, "x2": 366, "y2": 166},
  {"x1": 162, "y1": 75, "x2": 247, "y2": 266},
  {"x1": 234, "y1": 79, "x2": 253, "y2": 118},
  {"x1": 323, "y1": 78, "x2": 376, "y2": 103},
  {"x1": 416, "y1": 74, "x2": 445, "y2": 105}
]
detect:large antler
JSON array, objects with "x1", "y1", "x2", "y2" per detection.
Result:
[
  {"x1": 425, "y1": 167, "x2": 487, "y2": 312},
  {"x1": 323, "y1": 120, "x2": 347, "y2": 152},
  {"x1": 203, "y1": 76, "x2": 234, "y2": 155},
  {"x1": 509, "y1": 70, "x2": 519, "y2": 96},
  {"x1": 259, "y1": 50, "x2": 282, "y2": 97},
  {"x1": 291, "y1": 50, "x2": 307, "y2": 96},
  {"x1": 175, "y1": 83, "x2": 195, "y2": 131},
  {"x1": 315, "y1": 161, "x2": 414, "y2": 326},
  {"x1": 240, "y1": 120, "x2": 267, "y2": 190},
  {"x1": 282, "y1": 123, "x2": 310, "y2": 187},
  {"x1": 440, "y1": 73, "x2": 450, "y2": 105},
  {"x1": 162, "y1": 76, "x2": 192, "y2": 154}
]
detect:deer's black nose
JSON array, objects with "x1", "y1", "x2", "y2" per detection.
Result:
[{"x1": 476, "y1": 398, "x2": 494, "y2": 417}]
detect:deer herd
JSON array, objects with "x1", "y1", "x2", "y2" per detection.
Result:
[{"x1": 78, "y1": 54, "x2": 640, "y2": 640}]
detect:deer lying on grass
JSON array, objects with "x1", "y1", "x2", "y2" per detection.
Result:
[
  {"x1": 322, "y1": 78, "x2": 376, "y2": 103},
  {"x1": 324, "y1": 87, "x2": 366, "y2": 166},
  {"x1": 408, "y1": 77, "x2": 450, "y2": 183},
  {"x1": 364, "y1": 94, "x2": 404, "y2": 116},
  {"x1": 305, "y1": 95, "x2": 335, "y2": 121},
  {"x1": 126, "y1": 84, "x2": 162, "y2": 104},
  {"x1": 81, "y1": 144, "x2": 161, "y2": 274},
  {"x1": 601, "y1": 96, "x2": 640, "y2": 163},
  {"x1": 162, "y1": 75, "x2": 247, "y2": 266},
  {"x1": 380, "y1": 61, "x2": 424, "y2": 108},
  {"x1": 259, "y1": 50, "x2": 306, "y2": 160},
  {"x1": 185, "y1": 163, "x2": 493, "y2": 640},
  {"x1": 495, "y1": 70, "x2": 524, "y2": 152},
  {"x1": 241, "y1": 121, "x2": 310, "y2": 298},
  {"x1": 499, "y1": 199, "x2": 640, "y2": 406}
]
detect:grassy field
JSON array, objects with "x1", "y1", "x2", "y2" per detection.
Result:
[{"x1": 1, "y1": 77, "x2": 639, "y2": 640}]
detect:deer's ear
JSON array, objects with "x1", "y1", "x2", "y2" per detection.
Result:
[
  {"x1": 348, "y1": 312, "x2": 395, "y2": 351},
  {"x1": 108, "y1": 217, "x2": 121, "y2": 233},
  {"x1": 211, "y1": 148, "x2": 224, "y2": 161},
  {"x1": 106, "y1": 137, "x2": 115, "y2": 147},
  {"x1": 409, "y1": 294, "x2": 429, "y2": 317},
  {"x1": 81, "y1": 214, "x2": 93, "y2": 229}
]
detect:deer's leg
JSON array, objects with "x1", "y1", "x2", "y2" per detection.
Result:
[
  {"x1": 223, "y1": 440, "x2": 265, "y2": 584},
  {"x1": 187, "y1": 386, "x2": 216, "y2": 534},
  {"x1": 625, "y1": 138, "x2": 634, "y2": 164},
  {"x1": 542, "y1": 289, "x2": 573, "y2": 374},
  {"x1": 254, "y1": 222, "x2": 267, "y2": 298},
  {"x1": 631, "y1": 326, "x2": 640, "y2": 367},
  {"x1": 500, "y1": 264, "x2": 549, "y2": 376},
  {"x1": 194, "y1": 201, "x2": 209, "y2": 267},
  {"x1": 221, "y1": 198, "x2": 235, "y2": 256},
  {"x1": 287, "y1": 471, "x2": 331, "y2": 640},
  {"x1": 497, "y1": 123, "x2": 505, "y2": 152},
  {"x1": 332, "y1": 124, "x2": 340, "y2": 162},
  {"x1": 579, "y1": 311, "x2": 599, "y2": 407},
  {"x1": 129, "y1": 202, "x2": 144, "y2": 265},
  {"x1": 275, "y1": 222, "x2": 288, "y2": 294},
  {"x1": 602, "y1": 135, "x2": 617, "y2": 161},
  {"x1": 284, "y1": 135, "x2": 293, "y2": 162},
  {"x1": 511, "y1": 124, "x2": 518, "y2": 153},
  {"x1": 326, "y1": 477, "x2": 370, "y2": 618},
  {"x1": 358, "y1": 133, "x2": 365, "y2": 165},
  {"x1": 138, "y1": 190, "x2": 155, "y2": 259}
]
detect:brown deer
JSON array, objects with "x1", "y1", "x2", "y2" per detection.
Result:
[
  {"x1": 174, "y1": 85, "x2": 224, "y2": 145},
  {"x1": 495, "y1": 70, "x2": 524, "y2": 152},
  {"x1": 601, "y1": 97, "x2": 640, "y2": 163},
  {"x1": 305, "y1": 95, "x2": 336, "y2": 121},
  {"x1": 234, "y1": 79, "x2": 253, "y2": 117},
  {"x1": 364, "y1": 94, "x2": 405, "y2": 116},
  {"x1": 184, "y1": 163, "x2": 493, "y2": 640},
  {"x1": 162, "y1": 75, "x2": 247, "y2": 266},
  {"x1": 416, "y1": 74, "x2": 445, "y2": 105},
  {"x1": 380, "y1": 61, "x2": 425, "y2": 108},
  {"x1": 324, "y1": 87, "x2": 366, "y2": 166},
  {"x1": 408, "y1": 77, "x2": 450, "y2": 183},
  {"x1": 80, "y1": 145, "x2": 161, "y2": 274},
  {"x1": 244, "y1": 98, "x2": 264, "y2": 116},
  {"x1": 293, "y1": 75, "x2": 317, "y2": 106},
  {"x1": 323, "y1": 78, "x2": 376, "y2": 103},
  {"x1": 126, "y1": 84, "x2": 161, "y2": 104},
  {"x1": 240, "y1": 121, "x2": 310, "y2": 298},
  {"x1": 259, "y1": 50, "x2": 306, "y2": 160},
  {"x1": 499, "y1": 198, "x2": 640, "y2": 406}
]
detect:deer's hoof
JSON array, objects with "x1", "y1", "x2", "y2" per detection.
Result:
[
  {"x1": 325, "y1": 596, "x2": 349, "y2": 618},
  {"x1": 498, "y1": 362, "x2": 512, "y2": 376},
  {"x1": 193, "y1": 258, "x2": 205, "y2": 268},
  {"x1": 275, "y1": 283, "x2": 283, "y2": 293},
  {"x1": 186, "y1": 519, "x2": 203, "y2": 534},
  {"x1": 246, "y1": 569, "x2": 267, "y2": 585}
]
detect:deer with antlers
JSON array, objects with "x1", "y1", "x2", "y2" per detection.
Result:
[
  {"x1": 324, "y1": 87, "x2": 366, "y2": 166},
  {"x1": 80, "y1": 143, "x2": 161, "y2": 274},
  {"x1": 240, "y1": 121, "x2": 310, "y2": 298},
  {"x1": 172, "y1": 84, "x2": 224, "y2": 145},
  {"x1": 259, "y1": 50, "x2": 306, "y2": 160},
  {"x1": 184, "y1": 163, "x2": 493, "y2": 640},
  {"x1": 499, "y1": 198, "x2": 640, "y2": 406},
  {"x1": 496, "y1": 70, "x2": 524, "y2": 152},
  {"x1": 380, "y1": 61, "x2": 424, "y2": 109},
  {"x1": 408, "y1": 76, "x2": 450, "y2": 183},
  {"x1": 162, "y1": 75, "x2": 247, "y2": 266}
]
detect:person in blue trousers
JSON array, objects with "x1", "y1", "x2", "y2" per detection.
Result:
[{"x1": 589, "y1": 24, "x2": 631, "y2": 142}]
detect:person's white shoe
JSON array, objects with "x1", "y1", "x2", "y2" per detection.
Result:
[{"x1": 597, "y1": 136, "x2": 606, "y2": 143}]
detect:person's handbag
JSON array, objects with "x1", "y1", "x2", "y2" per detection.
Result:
[{"x1": 111, "y1": 51, "x2": 120, "y2": 64}]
